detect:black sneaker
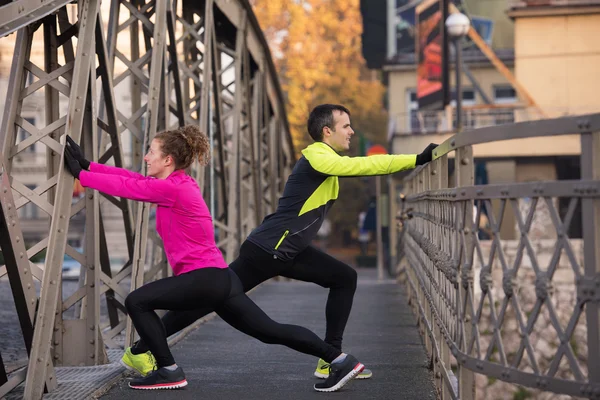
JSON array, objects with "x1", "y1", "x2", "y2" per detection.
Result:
[
  {"x1": 128, "y1": 366, "x2": 188, "y2": 390},
  {"x1": 313, "y1": 354, "x2": 364, "y2": 392}
]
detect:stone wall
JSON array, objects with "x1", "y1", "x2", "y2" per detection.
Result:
[{"x1": 472, "y1": 239, "x2": 587, "y2": 400}]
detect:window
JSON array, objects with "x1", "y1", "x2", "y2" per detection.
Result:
[
  {"x1": 406, "y1": 90, "x2": 440, "y2": 133},
  {"x1": 493, "y1": 86, "x2": 517, "y2": 124},
  {"x1": 450, "y1": 89, "x2": 476, "y2": 129},
  {"x1": 17, "y1": 117, "x2": 36, "y2": 153},
  {"x1": 18, "y1": 185, "x2": 38, "y2": 220}
]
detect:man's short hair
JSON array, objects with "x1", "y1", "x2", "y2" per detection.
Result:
[{"x1": 307, "y1": 104, "x2": 351, "y2": 141}]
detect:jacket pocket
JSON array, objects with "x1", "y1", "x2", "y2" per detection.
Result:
[{"x1": 274, "y1": 230, "x2": 289, "y2": 250}]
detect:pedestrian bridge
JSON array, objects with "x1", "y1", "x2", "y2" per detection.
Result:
[{"x1": 1, "y1": 0, "x2": 599, "y2": 399}]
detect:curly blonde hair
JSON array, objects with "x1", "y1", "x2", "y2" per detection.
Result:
[{"x1": 154, "y1": 125, "x2": 210, "y2": 170}]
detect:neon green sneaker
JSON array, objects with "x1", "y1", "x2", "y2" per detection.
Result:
[
  {"x1": 314, "y1": 358, "x2": 373, "y2": 379},
  {"x1": 120, "y1": 347, "x2": 156, "y2": 376}
]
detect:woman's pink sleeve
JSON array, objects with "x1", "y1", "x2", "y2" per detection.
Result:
[
  {"x1": 79, "y1": 171, "x2": 176, "y2": 206},
  {"x1": 89, "y1": 162, "x2": 146, "y2": 180}
]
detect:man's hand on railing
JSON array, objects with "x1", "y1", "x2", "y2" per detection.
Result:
[
  {"x1": 396, "y1": 207, "x2": 414, "y2": 229},
  {"x1": 415, "y1": 143, "x2": 438, "y2": 165}
]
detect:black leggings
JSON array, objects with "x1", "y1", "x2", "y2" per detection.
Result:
[
  {"x1": 133, "y1": 241, "x2": 357, "y2": 355},
  {"x1": 125, "y1": 266, "x2": 342, "y2": 367}
]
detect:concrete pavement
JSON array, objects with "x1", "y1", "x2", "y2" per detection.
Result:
[{"x1": 99, "y1": 268, "x2": 436, "y2": 400}]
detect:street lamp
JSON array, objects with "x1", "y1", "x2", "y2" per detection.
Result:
[{"x1": 445, "y1": 12, "x2": 470, "y2": 132}]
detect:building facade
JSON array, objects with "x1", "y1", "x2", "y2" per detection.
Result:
[{"x1": 384, "y1": 0, "x2": 600, "y2": 240}]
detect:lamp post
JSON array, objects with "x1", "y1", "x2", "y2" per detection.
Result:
[{"x1": 445, "y1": 12, "x2": 470, "y2": 132}]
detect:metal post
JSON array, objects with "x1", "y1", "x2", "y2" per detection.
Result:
[
  {"x1": 209, "y1": 82, "x2": 215, "y2": 217},
  {"x1": 455, "y1": 145, "x2": 474, "y2": 400},
  {"x1": 581, "y1": 129, "x2": 600, "y2": 385},
  {"x1": 389, "y1": 176, "x2": 398, "y2": 273},
  {"x1": 376, "y1": 175, "x2": 384, "y2": 280},
  {"x1": 454, "y1": 39, "x2": 462, "y2": 133},
  {"x1": 387, "y1": 0, "x2": 395, "y2": 59}
]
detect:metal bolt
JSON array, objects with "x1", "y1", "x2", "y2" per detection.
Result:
[
  {"x1": 461, "y1": 157, "x2": 470, "y2": 165},
  {"x1": 90, "y1": 325, "x2": 95, "y2": 331},
  {"x1": 90, "y1": 340, "x2": 95, "y2": 344}
]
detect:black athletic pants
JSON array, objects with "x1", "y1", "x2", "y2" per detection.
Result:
[
  {"x1": 125, "y1": 265, "x2": 342, "y2": 367},
  {"x1": 133, "y1": 241, "x2": 357, "y2": 359}
]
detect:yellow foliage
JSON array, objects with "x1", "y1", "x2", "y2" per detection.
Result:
[{"x1": 250, "y1": 0, "x2": 388, "y2": 154}]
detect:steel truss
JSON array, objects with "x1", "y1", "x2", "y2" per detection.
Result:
[{"x1": 0, "y1": 0, "x2": 294, "y2": 398}]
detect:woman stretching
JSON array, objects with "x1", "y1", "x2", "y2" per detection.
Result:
[{"x1": 62, "y1": 126, "x2": 364, "y2": 392}]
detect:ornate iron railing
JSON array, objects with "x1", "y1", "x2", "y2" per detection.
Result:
[{"x1": 398, "y1": 114, "x2": 600, "y2": 399}]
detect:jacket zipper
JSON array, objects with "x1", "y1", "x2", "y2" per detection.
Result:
[
  {"x1": 274, "y1": 230, "x2": 289, "y2": 250},
  {"x1": 273, "y1": 217, "x2": 320, "y2": 251}
]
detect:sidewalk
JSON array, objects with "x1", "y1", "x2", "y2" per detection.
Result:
[{"x1": 99, "y1": 268, "x2": 436, "y2": 400}]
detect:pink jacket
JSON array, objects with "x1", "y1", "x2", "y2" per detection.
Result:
[{"x1": 79, "y1": 162, "x2": 228, "y2": 275}]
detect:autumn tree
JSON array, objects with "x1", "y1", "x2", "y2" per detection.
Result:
[
  {"x1": 251, "y1": 0, "x2": 388, "y2": 154},
  {"x1": 250, "y1": 0, "x2": 389, "y2": 243}
]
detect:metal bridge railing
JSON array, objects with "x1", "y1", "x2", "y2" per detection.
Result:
[{"x1": 398, "y1": 113, "x2": 600, "y2": 399}]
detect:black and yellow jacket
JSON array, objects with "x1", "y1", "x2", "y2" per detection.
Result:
[{"x1": 247, "y1": 142, "x2": 417, "y2": 261}]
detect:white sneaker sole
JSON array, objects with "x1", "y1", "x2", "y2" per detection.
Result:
[
  {"x1": 314, "y1": 371, "x2": 329, "y2": 379},
  {"x1": 314, "y1": 369, "x2": 372, "y2": 379},
  {"x1": 120, "y1": 359, "x2": 147, "y2": 376},
  {"x1": 313, "y1": 363, "x2": 364, "y2": 392},
  {"x1": 128, "y1": 379, "x2": 188, "y2": 390}
]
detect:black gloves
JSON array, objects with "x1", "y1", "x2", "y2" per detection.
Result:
[
  {"x1": 64, "y1": 146, "x2": 82, "y2": 179},
  {"x1": 415, "y1": 143, "x2": 438, "y2": 166},
  {"x1": 66, "y1": 135, "x2": 90, "y2": 170}
]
